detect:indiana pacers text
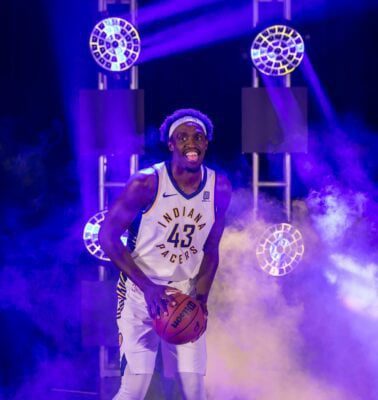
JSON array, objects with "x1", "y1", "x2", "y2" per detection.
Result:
[{"x1": 155, "y1": 207, "x2": 207, "y2": 264}]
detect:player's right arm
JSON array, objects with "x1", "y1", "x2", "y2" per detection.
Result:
[{"x1": 99, "y1": 171, "x2": 175, "y2": 318}]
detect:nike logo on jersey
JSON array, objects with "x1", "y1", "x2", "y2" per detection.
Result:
[{"x1": 163, "y1": 192, "x2": 177, "y2": 198}]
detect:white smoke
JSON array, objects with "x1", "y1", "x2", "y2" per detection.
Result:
[
  {"x1": 327, "y1": 254, "x2": 378, "y2": 319},
  {"x1": 204, "y1": 192, "x2": 356, "y2": 400},
  {"x1": 306, "y1": 186, "x2": 367, "y2": 244}
]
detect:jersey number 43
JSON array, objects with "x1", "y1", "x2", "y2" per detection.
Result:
[{"x1": 167, "y1": 224, "x2": 195, "y2": 248}]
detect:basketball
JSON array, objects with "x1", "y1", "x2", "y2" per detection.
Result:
[{"x1": 153, "y1": 292, "x2": 206, "y2": 345}]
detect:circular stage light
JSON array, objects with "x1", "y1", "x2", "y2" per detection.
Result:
[
  {"x1": 250, "y1": 25, "x2": 304, "y2": 76},
  {"x1": 83, "y1": 210, "x2": 128, "y2": 262},
  {"x1": 89, "y1": 17, "x2": 141, "y2": 72},
  {"x1": 255, "y1": 223, "x2": 304, "y2": 276}
]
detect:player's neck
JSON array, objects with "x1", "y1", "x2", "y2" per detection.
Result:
[{"x1": 170, "y1": 163, "x2": 202, "y2": 194}]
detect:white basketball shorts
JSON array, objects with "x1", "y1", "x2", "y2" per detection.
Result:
[{"x1": 117, "y1": 279, "x2": 207, "y2": 377}]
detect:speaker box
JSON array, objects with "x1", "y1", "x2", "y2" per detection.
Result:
[
  {"x1": 79, "y1": 89, "x2": 144, "y2": 155},
  {"x1": 242, "y1": 87, "x2": 308, "y2": 153}
]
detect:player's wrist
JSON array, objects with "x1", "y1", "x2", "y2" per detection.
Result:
[
  {"x1": 195, "y1": 293, "x2": 208, "y2": 304},
  {"x1": 138, "y1": 278, "x2": 158, "y2": 294}
]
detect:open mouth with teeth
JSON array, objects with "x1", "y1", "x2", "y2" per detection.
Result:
[{"x1": 184, "y1": 150, "x2": 200, "y2": 162}]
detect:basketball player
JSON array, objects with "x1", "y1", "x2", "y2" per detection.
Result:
[{"x1": 99, "y1": 108, "x2": 232, "y2": 400}]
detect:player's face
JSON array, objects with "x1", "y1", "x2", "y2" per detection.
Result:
[{"x1": 168, "y1": 122, "x2": 208, "y2": 170}]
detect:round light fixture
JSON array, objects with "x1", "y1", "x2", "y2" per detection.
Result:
[
  {"x1": 251, "y1": 25, "x2": 305, "y2": 76},
  {"x1": 89, "y1": 17, "x2": 141, "y2": 72},
  {"x1": 256, "y1": 223, "x2": 304, "y2": 276},
  {"x1": 83, "y1": 210, "x2": 128, "y2": 261}
]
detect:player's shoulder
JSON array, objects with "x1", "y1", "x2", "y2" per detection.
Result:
[
  {"x1": 204, "y1": 164, "x2": 232, "y2": 196},
  {"x1": 214, "y1": 171, "x2": 232, "y2": 213},
  {"x1": 215, "y1": 172, "x2": 232, "y2": 194},
  {"x1": 126, "y1": 165, "x2": 158, "y2": 198}
]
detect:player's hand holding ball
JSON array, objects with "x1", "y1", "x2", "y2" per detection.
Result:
[
  {"x1": 153, "y1": 291, "x2": 206, "y2": 345},
  {"x1": 143, "y1": 283, "x2": 179, "y2": 319}
]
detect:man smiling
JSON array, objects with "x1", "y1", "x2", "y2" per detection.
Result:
[{"x1": 99, "y1": 108, "x2": 231, "y2": 399}]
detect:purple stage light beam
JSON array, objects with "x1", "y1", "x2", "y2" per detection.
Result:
[
  {"x1": 140, "y1": 3, "x2": 251, "y2": 63},
  {"x1": 257, "y1": 73, "x2": 308, "y2": 153},
  {"x1": 301, "y1": 54, "x2": 336, "y2": 127},
  {"x1": 138, "y1": 0, "x2": 223, "y2": 25}
]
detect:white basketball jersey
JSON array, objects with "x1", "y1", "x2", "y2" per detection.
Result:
[{"x1": 127, "y1": 161, "x2": 216, "y2": 283}]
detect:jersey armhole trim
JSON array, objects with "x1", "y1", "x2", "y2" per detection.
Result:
[
  {"x1": 213, "y1": 171, "x2": 217, "y2": 222},
  {"x1": 143, "y1": 168, "x2": 160, "y2": 215}
]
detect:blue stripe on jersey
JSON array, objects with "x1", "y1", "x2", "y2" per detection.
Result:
[
  {"x1": 120, "y1": 354, "x2": 127, "y2": 376},
  {"x1": 116, "y1": 298, "x2": 125, "y2": 320},
  {"x1": 214, "y1": 171, "x2": 218, "y2": 216},
  {"x1": 143, "y1": 168, "x2": 159, "y2": 213},
  {"x1": 116, "y1": 272, "x2": 127, "y2": 319},
  {"x1": 126, "y1": 168, "x2": 159, "y2": 252},
  {"x1": 116, "y1": 273, "x2": 127, "y2": 298},
  {"x1": 165, "y1": 161, "x2": 208, "y2": 199},
  {"x1": 127, "y1": 211, "x2": 143, "y2": 253}
]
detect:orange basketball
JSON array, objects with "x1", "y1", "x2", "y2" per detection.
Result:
[{"x1": 153, "y1": 292, "x2": 205, "y2": 345}]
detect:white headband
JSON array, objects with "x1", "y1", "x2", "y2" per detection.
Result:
[{"x1": 168, "y1": 116, "x2": 207, "y2": 138}]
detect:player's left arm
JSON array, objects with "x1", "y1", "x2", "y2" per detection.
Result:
[{"x1": 194, "y1": 173, "x2": 232, "y2": 312}]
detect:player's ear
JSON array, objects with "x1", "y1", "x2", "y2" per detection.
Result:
[{"x1": 168, "y1": 139, "x2": 174, "y2": 152}]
